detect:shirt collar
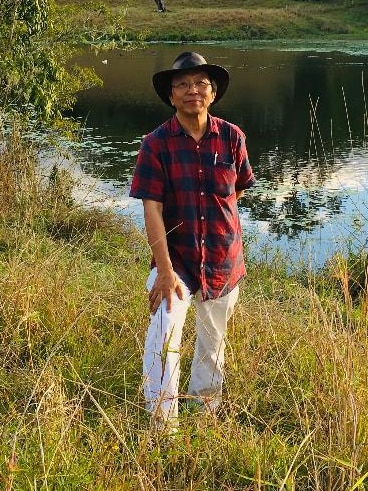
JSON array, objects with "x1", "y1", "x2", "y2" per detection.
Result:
[{"x1": 169, "y1": 114, "x2": 220, "y2": 137}]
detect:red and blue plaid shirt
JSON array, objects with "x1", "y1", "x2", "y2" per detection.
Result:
[{"x1": 130, "y1": 114, "x2": 255, "y2": 300}]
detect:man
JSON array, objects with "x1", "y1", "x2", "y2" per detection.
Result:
[
  {"x1": 129, "y1": 51, "x2": 255, "y2": 433},
  {"x1": 153, "y1": 0, "x2": 166, "y2": 12}
]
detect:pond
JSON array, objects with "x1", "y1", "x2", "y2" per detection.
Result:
[{"x1": 70, "y1": 41, "x2": 368, "y2": 269}]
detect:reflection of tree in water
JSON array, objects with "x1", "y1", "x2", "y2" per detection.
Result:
[
  {"x1": 230, "y1": 49, "x2": 367, "y2": 239},
  {"x1": 243, "y1": 187, "x2": 344, "y2": 239},
  {"x1": 241, "y1": 150, "x2": 345, "y2": 239}
]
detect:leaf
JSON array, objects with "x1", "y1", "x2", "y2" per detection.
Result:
[{"x1": 349, "y1": 471, "x2": 368, "y2": 491}]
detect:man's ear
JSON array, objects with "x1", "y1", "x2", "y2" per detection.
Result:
[{"x1": 169, "y1": 95, "x2": 175, "y2": 107}]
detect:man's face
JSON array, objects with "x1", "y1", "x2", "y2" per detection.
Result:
[{"x1": 169, "y1": 70, "x2": 216, "y2": 117}]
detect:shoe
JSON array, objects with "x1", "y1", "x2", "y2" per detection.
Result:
[{"x1": 181, "y1": 396, "x2": 220, "y2": 415}]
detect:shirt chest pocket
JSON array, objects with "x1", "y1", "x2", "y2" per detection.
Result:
[{"x1": 207, "y1": 160, "x2": 237, "y2": 198}]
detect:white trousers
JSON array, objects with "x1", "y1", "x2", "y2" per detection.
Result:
[{"x1": 143, "y1": 268, "x2": 239, "y2": 425}]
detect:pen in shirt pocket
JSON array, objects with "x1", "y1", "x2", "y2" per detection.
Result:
[{"x1": 213, "y1": 151, "x2": 218, "y2": 166}]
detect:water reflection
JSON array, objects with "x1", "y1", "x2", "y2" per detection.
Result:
[
  {"x1": 71, "y1": 42, "x2": 368, "y2": 267},
  {"x1": 245, "y1": 152, "x2": 362, "y2": 238}
]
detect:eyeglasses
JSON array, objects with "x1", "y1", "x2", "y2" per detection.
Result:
[{"x1": 171, "y1": 81, "x2": 212, "y2": 91}]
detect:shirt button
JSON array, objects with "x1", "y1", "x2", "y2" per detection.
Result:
[
  {"x1": 197, "y1": 145, "x2": 200, "y2": 149},
  {"x1": 200, "y1": 191, "x2": 204, "y2": 196},
  {"x1": 201, "y1": 239, "x2": 205, "y2": 244},
  {"x1": 201, "y1": 216, "x2": 205, "y2": 220},
  {"x1": 199, "y1": 169, "x2": 203, "y2": 173},
  {"x1": 200, "y1": 263, "x2": 204, "y2": 269}
]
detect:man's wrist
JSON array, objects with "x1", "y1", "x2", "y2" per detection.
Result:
[{"x1": 156, "y1": 263, "x2": 174, "y2": 274}]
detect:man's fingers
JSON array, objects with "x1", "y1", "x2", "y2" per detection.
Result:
[
  {"x1": 175, "y1": 282, "x2": 184, "y2": 300},
  {"x1": 149, "y1": 289, "x2": 161, "y2": 313},
  {"x1": 148, "y1": 273, "x2": 182, "y2": 313},
  {"x1": 166, "y1": 293, "x2": 172, "y2": 313}
]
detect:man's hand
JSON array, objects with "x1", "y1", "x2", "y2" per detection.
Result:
[
  {"x1": 142, "y1": 199, "x2": 184, "y2": 313},
  {"x1": 149, "y1": 269, "x2": 184, "y2": 314}
]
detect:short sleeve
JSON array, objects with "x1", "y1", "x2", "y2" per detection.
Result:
[
  {"x1": 235, "y1": 133, "x2": 256, "y2": 191},
  {"x1": 129, "y1": 133, "x2": 166, "y2": 202}
]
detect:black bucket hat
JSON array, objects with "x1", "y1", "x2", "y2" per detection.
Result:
[{"x1": 152, "y1": 51, "x2": 229, "y2": 107}]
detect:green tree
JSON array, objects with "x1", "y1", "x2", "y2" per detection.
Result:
[{"x1": 0, "y1": 0, "x2": 100, "y2": 120}]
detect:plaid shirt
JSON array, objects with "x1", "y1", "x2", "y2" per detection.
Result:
[{"x1": 129, "y1": 114, "x2": 255, "y2": 300}]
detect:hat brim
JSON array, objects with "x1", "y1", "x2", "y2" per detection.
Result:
[{"x1": 152, "y1": 64, "x2": 229, "y2": 107}]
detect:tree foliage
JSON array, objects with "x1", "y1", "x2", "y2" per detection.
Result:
[{"x1": 0, "y1": 0, "x2": 101, "y2": 120}]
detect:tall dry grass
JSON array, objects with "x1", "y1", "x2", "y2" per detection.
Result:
[{"x1": 1, "y1": 119, "x2": 368, "y2": 489}]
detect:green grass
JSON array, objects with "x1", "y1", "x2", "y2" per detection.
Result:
[
  {"x1": 1, "y1": 114, "x2": 368, "y2": 489},
  {"x1": 54, "y1": 0, "x2": 368, "y2": 43}
]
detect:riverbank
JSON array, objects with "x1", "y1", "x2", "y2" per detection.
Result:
[
  {"x1": 55, "y1": 0, "x2": 368, "y2": 42},
  {"x1": 2, "y1": 2, "x2": 368, "y2": 487},
  {"x1": 1, "y1": 117, "x2": 368, "y2": 489}
]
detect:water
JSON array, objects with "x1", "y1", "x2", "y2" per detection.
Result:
[{"x1": 70, "y1": 41, "x2": 368, "y2": 269}]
